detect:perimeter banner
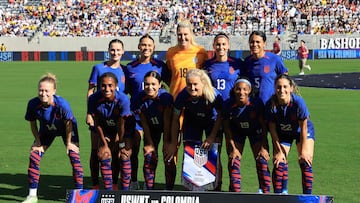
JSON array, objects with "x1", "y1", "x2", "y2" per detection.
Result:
[{"x1": 66, "y1": 190, "x2": 334, "y2": 203}]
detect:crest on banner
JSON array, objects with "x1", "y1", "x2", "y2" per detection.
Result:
[{"x1": 194, "y1": 146, "x2": 208, "y2": 167}]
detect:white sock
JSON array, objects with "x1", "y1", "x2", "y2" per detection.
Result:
[{"x1": 29, "y1": 188, "x2": 37, "y2": 197}]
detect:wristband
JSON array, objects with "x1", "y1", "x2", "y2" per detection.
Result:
[{"x1": 119, "y1": 142, "x2": 125, "y2": 148}]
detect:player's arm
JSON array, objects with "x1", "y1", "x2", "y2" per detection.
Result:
[
  {"x1": 257, "y1": 114, "x2": 270, "y2": 160},
  {"x1": 162, "y1": 105, "x2": 173, "y2": 144},
  {"x1": 164, "y1": 107, "x2": 181, "y2": 161},
  {"x1": 29, "y1": 120, "x2": 46, "y2": 154},
  {"x1": 94, "y1": 115, "x2": 111, "y2": 159},
  {"x1": 139, "y1": 112, "x2": 155, "y2": 155},
  {"x1": 202, "y1": 108, "x2": 222, "y2": 149},
  {"x1": 86, "y1": 84, "x2": 96, "y2": 126},
  {"x1": 64, "y1": 119, "x2": 79, "y2": 153},
  {"x1": 87, "y1": 83, "x2": 96, "y2": 97},
  {"x1": 29, "y1": 120, "x2": 41, "y2": 146},
  {"x1": 298, "y1": 118, "x2": 313, "y2": 165},
  {"x1": 223, "y1": 119, "x2": 241, "y2": 164},
  {"x1": 268, "y1": 121, "x2": 285, "y2": 168},
  {"x1": 116, "y1": 116, "x2": 125, "y2": 144},
  {"x1": 163, "y1": 61, "x2": 172, "y2": 87},
  {"x1": 304, "y1": 46, "x2": 309, "y2": 55}
]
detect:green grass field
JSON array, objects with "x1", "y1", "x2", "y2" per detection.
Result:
[{"x1": 0, "y1": 59, "x2": 359, "y2": 202}]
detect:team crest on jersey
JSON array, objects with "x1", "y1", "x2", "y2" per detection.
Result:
[
  {"x1": 55, "y1": 111, "x2": 61, "y2": 119},
  {"x1": 194, "y1": 146, "x2": 208, "y2": 167},
  {"x1": 250, "y1": 111, "x2": 256, "y2": 119},
  {"x1": 264, "y1": 65, "x2": 270, "y2": 73},
  {"x1": 229, "y1": 67, "x2": 235, "y2": 74},
  {"x1": 113, "y1": 108, "x2": 119, "y2": 115}
]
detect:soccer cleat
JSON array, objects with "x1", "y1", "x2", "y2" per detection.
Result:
[
  {"x1": 299, "y1": 72, "x2": 305, "y2": 75},
  {"x1": 257, "y1": 188, "x2": 263, "y2": 194},
  {"x1": 22, "y1": 195, "x2": 38, "y2": 203},
  {"x1": 306, "y1": 65, "x2": 311, "y2": 71},
  {"x1": 281, "y1": 190, "x2": 288, "y2": 195},
  {"x1": 129, "y1": 181, "x2": 140, "y2": 190}
]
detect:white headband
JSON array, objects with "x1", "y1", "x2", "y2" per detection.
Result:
[{"x1": 235, "y1": 78, "x2": 252, "y2": 88}]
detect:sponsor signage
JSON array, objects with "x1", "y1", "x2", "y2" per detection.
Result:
[{"x1": 66, "y1": 190, "x2": 334, "y2": 203}]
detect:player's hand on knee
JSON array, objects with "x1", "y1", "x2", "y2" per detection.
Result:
[
  {"x1": 66, "y1": 142, "x2": 80, "y2": 154},
  {"x1": 143, "y1": 144, "x2": 155, "y2": 155},
  {"x1": 120, "y1": 148, "x2": 132, "y2": 160},
  {"x1": 202, "y1": 137, "x2": 215, "y2": 150},
  {"x1": 163, "y1": 142, "x2": 177, "y2": 162},
  {"x1": 298, "y1": 154, "x2": 312, "y2": 166},
  {"x1": 257, "y1": 147, "x2": 270, "y2": 161},
  {"x1": 98, "y1": 146, "x2": 111, "y2": 160},
  {"x1": 229, "y1": 149, "x2": 242, "y2": 166},
  {"x1": 86, "y1": 114, "x2": 94, "y2": 126},
  {"x1": 31, "y1": 144, "x2": 45, "y2": 154},
  {"x1": 273, "y1": 152, "x2": 286, "y2": 168}
]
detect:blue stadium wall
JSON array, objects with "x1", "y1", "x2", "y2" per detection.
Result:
[
  {"x1": 1, "y1": 49, "x2": 360, "y2": 61},
  {"x1": 1, "y1": 34, "x2": 360, "y2": 61}
]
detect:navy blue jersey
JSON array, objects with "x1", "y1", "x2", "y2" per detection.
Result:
[
  {"x1": 124, "y1": 59, "x2": 166, "y2": 101},
  {"x1": 243, "y1": 52, "x2": 288, "y2": 103},
  {"x1": 25, "y1": 95, "x2": 77, "y2": 136},
  {"x1": 88, "y1": 62, "x2": 126, "y2": 92},
  {"x1": 223, "y1": 96, "x2": 264, "y2": 137},
  {"x1": 88, "y1": 91, "x2": 131, "y2": 136},
  {"x1": 204, "y1": 56, "x2": 243, "y2": 102},
  {"x1": 174, "y1": 88, "x2": 223, "y2": 126},
  {"x1": 132, "y1": 89, "x2": 173, "y2": 132},
  {"x1": 265, "y1": 94, "x2": 314, "y2": 136}
]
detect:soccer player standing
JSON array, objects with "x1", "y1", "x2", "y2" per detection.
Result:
[
  {"x1": 88, "y1": 72, "x2": 132, "y2": 190},
  {"x1": 223, "y1": 78, "x2": 269, "y2": 192},
  {"x1": 131, "y1": 71, "x2": 173, "y2": 190},
  {"x1": 164, "y1": 19, "x2": 208, "y2": 189},
  {"x1": 243, "y1": 31, "x2": 289, "y2": 193},
  {"x1": 86, "y1": 39, "x2": 126, "y2": 190},
  {"x1": 170, "y1": 69, "x2": 223, "y2": 191},
  {"x1": 265, "y1": 74, "x2": 315, "y2": 194},
  {"x1": 243, "y1": 31, "x2": 288, "y2": 105},
  {"x1": 23, "y1": 73, "x2": 83, "y2": 203},
  {"x1": 123, "y1": 34, "x2": 167, "y2": 190},
  {"x1": 204, "y1": 32, "x2": 243, "y2": 191}
]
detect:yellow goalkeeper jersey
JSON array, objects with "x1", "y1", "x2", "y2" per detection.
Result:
[{"x1": 166, "y1": 45, "x2": 208, "y2": 98}]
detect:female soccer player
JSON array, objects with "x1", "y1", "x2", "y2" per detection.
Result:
[
  {"x1": 204, "y1": 32, "x2": 243, "y2": 103},
  {"x1": 86, "y1": 39, "x2": 126, "y2": 190},
  {"x1": 204, "y1": 32, "x2": 243, "y2": 190},
  {"x1": 169, "y1": 68, "x2": 223, "y2": 191},
  {"x1": 132, "y1": 71, "x2": 174, "y2": 190},
  {"x1": 87, "y1": 72, "x2": 132, "y2": 190},
  {"x1": 164, "y1": 20, "x2": 208, "y2": 189},
  {"x1": 124, "y1": 34, "x2": 167, "y2": 190},
  {"x1": 223, "y1": 78, "x2": 270, "y2": 193},
  {"x1": 243, "y1": 31, "x2": 288, "y2": 193},
  {"x1": 243, "y1": 31, "x2": 288, "y2": 104},
  {"x1": 23, "y1": 73, "x2": 83, "y2": 203},
  {"x1": 265, "y1": 74, "x2": 315, "y2": 194},
  {"x1": 165, "y1": 19, "x2": 208, "y2": 99}
]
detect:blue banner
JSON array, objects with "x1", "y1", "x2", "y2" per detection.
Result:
[
  {"x1": 314, "y1": 49, "x2": 360, "y2": 59},
  {"x1": 0, "y1": 52, "x2": 13, "y2": 61}
]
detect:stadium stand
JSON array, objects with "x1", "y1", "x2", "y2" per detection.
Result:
[{"x1": 1, "y1": 0, "x2": 359, "y2": 41}]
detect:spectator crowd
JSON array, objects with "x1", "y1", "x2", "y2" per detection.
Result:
[{"x1": 1, "y1": 0, "x2": 360, "y2": 38}]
